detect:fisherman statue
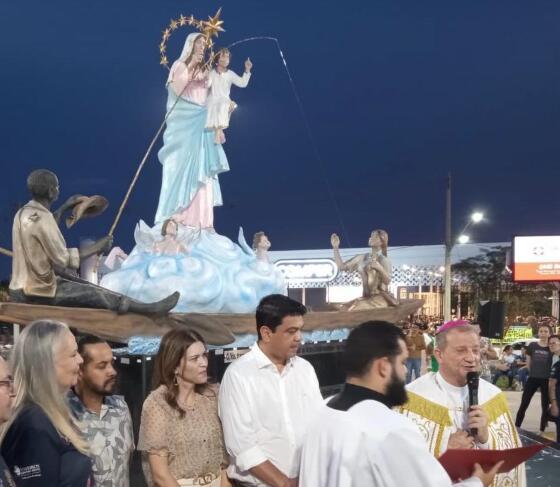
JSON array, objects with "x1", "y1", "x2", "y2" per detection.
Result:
[{"x1": 9, "y1": 169, "x2": 179, "y2": 315}]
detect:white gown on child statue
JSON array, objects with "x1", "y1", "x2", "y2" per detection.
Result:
[{"x1": 206, "y1": 69, "x2": 251, "y2": 130}]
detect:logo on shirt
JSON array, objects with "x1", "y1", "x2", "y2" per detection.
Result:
[{"x1": 12, "y1": 464, "x2": 41, "y2": 480}]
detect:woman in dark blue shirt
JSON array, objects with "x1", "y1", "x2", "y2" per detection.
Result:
[{"x1": 0, "y1": 320, "x2": 93, "y2": 486}]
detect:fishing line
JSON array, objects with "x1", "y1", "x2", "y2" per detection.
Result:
[{"x1": 228, "y1": 37, "x2": 352, "y2": 246}]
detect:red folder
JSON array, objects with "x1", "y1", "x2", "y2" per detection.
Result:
[{"x1": 438, "y1": 443, "x2": 547, "y2": 481}]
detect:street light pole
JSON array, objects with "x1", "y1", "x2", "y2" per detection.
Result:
[
  {"x1": 444, "y1": 173, "x2": 452, "y2": 321},
  {"x1": 442, "y1": 180, "x2": 484, "y2": 321}
]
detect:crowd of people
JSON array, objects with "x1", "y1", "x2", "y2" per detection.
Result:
[
  {"x1": 0, "y1": 295, "x2": 556, "y2": 485},
  {"x1": 403, "y1": 315, "x2": 559, "y2": 379},
  {"x1": 401, "y1": 314, "x2": 560, "y2": 444}
]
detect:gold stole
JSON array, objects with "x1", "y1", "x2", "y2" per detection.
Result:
[{"x1": 399, "y1": 392, "x2": 526, "y2": 487}]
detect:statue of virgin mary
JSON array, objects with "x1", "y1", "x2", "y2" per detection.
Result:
[
  {"x1": 101, "y1": 32, "x2": 286, "y2": 314},
  {"x1": 154, "y1": 32, "x2": 229, "y2": 228}
]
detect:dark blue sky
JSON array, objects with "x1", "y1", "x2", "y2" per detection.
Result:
[{"x1": 1, "y1": 1, "x2": 559, "y2": 278}]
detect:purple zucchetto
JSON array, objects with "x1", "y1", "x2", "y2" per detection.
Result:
[{"x1": 436, "y1": 319, "x2": 471, "y2": 335}]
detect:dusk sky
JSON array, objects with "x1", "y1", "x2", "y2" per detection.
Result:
[{"x1": 1, "y1": 1, "x2": 559, "y2": 278}]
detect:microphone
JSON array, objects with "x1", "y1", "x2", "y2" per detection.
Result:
[{"x1": 466, "y1": 371, "x2": 479, "y2": 437}]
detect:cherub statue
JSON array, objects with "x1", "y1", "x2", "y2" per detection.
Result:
[
  {"x1": 331, "y1": 229, "x2": 398, "y2": 310},
  {"x1": 205, "y1": 48, "x2": 252, "y2": 144},
  {"x1": 134, "y1": 219, "x2": 191, "y2": 255},
  {"x1": 252, "y1": 231, "x2": 271, "y2": 263},
  {"x1": 153, "y1": 219, "x2": 190, "y2": 255}
]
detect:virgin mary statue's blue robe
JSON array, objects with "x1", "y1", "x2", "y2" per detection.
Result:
[{"x1": 154, "y1": 87, "x2": 229, "y2": 224}]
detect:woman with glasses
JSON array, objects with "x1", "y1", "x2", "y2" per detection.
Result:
[
  {"x1": 0, "y1": 355, "x2": 15, "y2": 485},
  {"x1": 138, "y1": 329, "x2": 229, "y2": 486},
  {"x1": 0, "y1": 320, "x2": 92, "y2": 486}
]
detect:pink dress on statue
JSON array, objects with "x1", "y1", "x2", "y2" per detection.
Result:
[{"x1": 169, "y1": 63, "x2": 215, "y2": 229}]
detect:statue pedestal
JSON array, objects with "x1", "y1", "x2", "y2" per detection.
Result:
[{"x1": 100, "y1": 226, "x2": 286, "y2": 314}]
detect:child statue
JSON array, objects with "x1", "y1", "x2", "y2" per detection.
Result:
[
  {"x1": 206, "y1": 48, "x2": 252, "y2": 144},
  {"x1": 252, "y1": 231, "x2": 271, "y2": 263},
  {"x1": 152, "y1": 219, "x2": 190, "y2": 255}
]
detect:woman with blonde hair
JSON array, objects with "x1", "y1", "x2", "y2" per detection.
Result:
[
  {"x1": 0, "y1": 320, "x2": 93, "y2": 486},
  {"x1": 138, "y1": 328, "x2": 229, "y2": 486},
  {"x1": 0, "y1": 355, "x2": 16, "y2": 486}
]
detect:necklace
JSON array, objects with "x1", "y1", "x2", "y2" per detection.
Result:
[{"x1": 177, "y1": 394, "x2": 196, "y2": 411}]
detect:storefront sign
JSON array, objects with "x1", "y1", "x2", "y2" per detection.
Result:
[
  {"x1": 513, "y1": 235, "x2": 560, "y2": 281},
  {"x1": 502, "y1": 326, "x2": 534, "y2": 344},
  {"x1": 275, "y1": 259, "x2": 338, "y2": 283},
  {"x1": 223, "y1": 349, "x2": 250, "y2": 363}
]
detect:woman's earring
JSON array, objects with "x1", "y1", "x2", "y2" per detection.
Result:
[{"x1": 173, "y1": 373, "x2": 179, "y2": 386}]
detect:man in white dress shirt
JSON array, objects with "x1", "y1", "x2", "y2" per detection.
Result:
[
  {"x1": 300, "y1": 321, "x2": 501, "y2": 487},
  {"x1": 219, "y1": 294, "x2": 323, "y2": 487}
]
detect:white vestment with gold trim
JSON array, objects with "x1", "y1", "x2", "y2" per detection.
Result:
[{"x1": 399, "y1": 372, "x2": 526, "y2": 487}]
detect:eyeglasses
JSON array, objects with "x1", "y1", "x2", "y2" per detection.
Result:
[{"x1": 0, "y1": 378, "x2": 14, "y2": 391}]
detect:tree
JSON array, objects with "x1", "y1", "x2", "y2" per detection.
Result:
[{"x1": 452, "y1": 246, "x2": 555, "y2": 319}]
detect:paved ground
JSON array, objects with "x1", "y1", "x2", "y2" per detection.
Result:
[
  {"x1": 504, "y1": 390, "x2": 559, "y2": 486},
  {"x1": 504, "y1": 390, "x2": 557, "y2": 441}
]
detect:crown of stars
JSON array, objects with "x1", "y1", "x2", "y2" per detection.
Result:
[{"x1": 158, "y1": 9, "x2": 225, "y2": 70}]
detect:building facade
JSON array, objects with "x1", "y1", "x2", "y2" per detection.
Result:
[{"x1": 270, "y1": 242, "x2": 508, "y2": 316}]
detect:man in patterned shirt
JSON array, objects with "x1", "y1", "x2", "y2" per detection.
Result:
[{"x1": 69, "y1": 335, "x2": 134, "y2": 487}]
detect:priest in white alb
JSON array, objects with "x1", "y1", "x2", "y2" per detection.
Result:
[
  {"x1": 300, "y1": 321, "x2": 503, "y2": 487},
  {"x1": 399, "y1": 320, "x2": 526, "y2": 487}
]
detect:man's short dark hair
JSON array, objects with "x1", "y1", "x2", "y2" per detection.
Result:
[
  {"x1": 342, "y1": 321, "x2": 405, "y2": 378},
  {"x1": 27, "y1": 169, "x2": 58, "y2": 199},
  {"x1": 77, "y1": 335, "x2": 108, "y2": 364},
  {"x1": 255, "y1": 294, "x2": 307, "y2": 340}
]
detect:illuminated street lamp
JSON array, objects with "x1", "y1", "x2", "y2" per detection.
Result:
[
  {"x1": 443, "y1": 175, "x2": 485, "y2": 321},
  {"x1": 471, "y1": 212, "x2": 484, "y2": 224}
]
